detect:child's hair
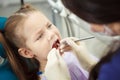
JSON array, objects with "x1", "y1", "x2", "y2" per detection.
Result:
[{"x1": 0, "y1": 4, "x2": 40, "y2": 80}]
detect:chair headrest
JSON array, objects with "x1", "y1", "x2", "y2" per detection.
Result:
[
  {"x1": 0, "y1": 17, "x2": 18, "y2": 80},
  {"x1": 0, "y1": 17, "x2": 7, "y2": 57},
  {"x1": 0, "y1": 17, "x2": 7, "y2": 30}
]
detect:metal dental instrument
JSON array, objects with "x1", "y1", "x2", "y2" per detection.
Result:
[
  {"x1": 74, "y1": 37, "x2": 95, "y2": 42},
  {"x1": 62, "y1": 37, "x2": 95, "y2": 45}
]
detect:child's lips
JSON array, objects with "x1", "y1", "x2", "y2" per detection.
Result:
[{"x1": 52, "y1": 39, "x2": 60, "y2": 49}]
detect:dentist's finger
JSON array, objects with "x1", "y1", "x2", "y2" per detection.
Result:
[
  {"x1": 60, "y1": 46, "x2": 72, "y2": 53},
  {"x1": 47, "y1": 48, "x2": 58, "y2": 60},
  {"x1": 64, "y1": 39, "x2": 79, "y2": 50}
]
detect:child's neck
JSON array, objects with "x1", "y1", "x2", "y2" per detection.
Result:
[{"x1": 39, "y1": 61, "x2": 47, "y2": 72}]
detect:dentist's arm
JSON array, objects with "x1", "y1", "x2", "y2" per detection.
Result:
[
  {"x1": 44, "y1": 48, "x2": 71, "y2": 80},
  {"x1": 60, "y1": 37, "x2": 98, "y2": 72}
]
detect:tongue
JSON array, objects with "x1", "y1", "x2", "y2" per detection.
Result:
[
  {"x1": 52, "y1": 40, "x2": 60, "y2": 49},
  {"x1": 52, "y1": 43, "x2": 58, "y2": 49}
]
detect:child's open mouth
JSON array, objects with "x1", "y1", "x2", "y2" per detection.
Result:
[{"x1": 52, "y1": 39, "x2": 60, "y2": 49}]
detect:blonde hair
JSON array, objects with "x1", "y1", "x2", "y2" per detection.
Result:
[
  {"x1": 5, "y1": 4, "x2": 39, "y2": 48},
  {"x1": 2, "y1": 4, "x2": 40, "y2": 80}
]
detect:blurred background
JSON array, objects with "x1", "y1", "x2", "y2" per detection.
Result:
[{"x1": 0, "y1": 0, "x2": 114, "y2": 58}]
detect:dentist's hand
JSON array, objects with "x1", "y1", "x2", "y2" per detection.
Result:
[
  {"x1": 60, "y1": 37, "x2": 98, "y2": 71},
  {"x1": 44, "y1": 48, "x2": 71, "y2": 80}
]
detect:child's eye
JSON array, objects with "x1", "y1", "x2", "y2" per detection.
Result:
[
  {"x1": 36, "y1": 33, "x2": 43, "y2": 40},
  {"x1": 48, "y1": 24, "x2": 52, "y2": 28}
]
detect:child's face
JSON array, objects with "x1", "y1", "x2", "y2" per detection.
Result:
[{"x1": 20, "y1": 12, "x2": 61, "y2": 62}]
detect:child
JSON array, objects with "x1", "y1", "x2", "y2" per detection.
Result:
[{"x1": 1, "y1": 4, "x2": 87, "y2": 80}]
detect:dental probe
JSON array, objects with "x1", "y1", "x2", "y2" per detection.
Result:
[
  {"x1": 74, "y1": 37, "x2": 95, "y2": 42},
  {"x1": 62, "y1": 37, "x2": 95, "y2": 45}
]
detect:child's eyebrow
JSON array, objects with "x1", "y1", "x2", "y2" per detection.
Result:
[
  {"x1": 35, "y1": 27, "x2": 42, "y2": 35},
  {"x1": 45, "y1": 22, "x2": 50, "y2": 27},
  {"x1": 34, "y1": 22, "x2": 49, "y2": 37},
  {"x1": 33, "y1": 22, "x2": 49, "y2": 40},
  {"x1": 33, "y1": 27, "x2": 43, "y2": 40}
]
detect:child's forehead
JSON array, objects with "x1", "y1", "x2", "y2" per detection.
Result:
[
  {"x1": 26, "y1": 12, "x2": 48, "y2": 23},
  {"x1": 26, "y1": 12, "x2": 47, "y2": 24},
  {"x1": 30, "y1": 11, "x2": 45, "y2": 18},
  {"x1": 19, "y1": 12, "x2": 49, "y2": 39}
]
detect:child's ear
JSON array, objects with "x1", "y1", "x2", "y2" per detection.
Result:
[{"x1": 18, "y1": 48, "x2": 34, "y2": 58}]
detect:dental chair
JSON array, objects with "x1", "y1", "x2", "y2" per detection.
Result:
[{"x1": 0, "y1": 17, "x2": 18, "y2": 80}]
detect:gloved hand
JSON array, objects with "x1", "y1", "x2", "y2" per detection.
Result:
[
  {"x1": 44, "y1": 48, "x2": 71, "y2": 80},
  {"x1": 60, "y1": 37, "x2": 98, "y2": 71}
]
